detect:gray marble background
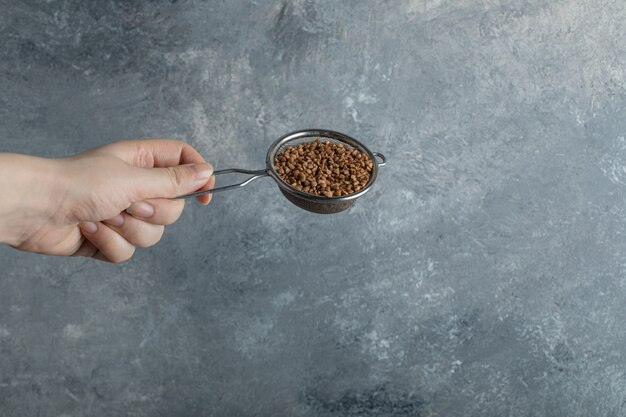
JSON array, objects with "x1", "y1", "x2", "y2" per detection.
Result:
[{"x1": 1, "y1": 0, "x2": 626, "y2": 416}]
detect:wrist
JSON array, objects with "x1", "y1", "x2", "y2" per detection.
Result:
[{"x1": 0, "y1": 154, "x2": 68, "y2": 246}]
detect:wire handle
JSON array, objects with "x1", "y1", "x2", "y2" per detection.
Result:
[
  {"x1": 373, "y1": 152, "x2": 387, "y2": 167},
  {"x1": 175, "y1": 168, "x2": 268, "y2": 200}
]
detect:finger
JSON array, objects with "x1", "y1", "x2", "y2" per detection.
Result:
[
  {"x1": 129, "y1": 162, "x2": 214, "y2": 201},
  {"x1": 126, "y1": 198, "x2": 184, "y2": 225},
  {"x1": 101, "y1": 139, "x2": 207, "y2": 168},
  {"x1": 99, "y1": 139, "x2": 215, "y2": 203},
  {"x1": 74, "y1": 239, "x2": 107, "y2": 262},
  {"x1": 195, "y1": 174, "x2": 216, "y2": 205},
  {"x1": 78, "y1": 221, "x2": 136, "y2": 263},
  {"x1": 93, "y1": 251, "x2": 113, "y2": 263},
  {"x1": 102, "y1": 213, "x2": 165, "y2": 248},
  {"x1": 72, "y1": 237, "x2": 99, "y2": 258},
  {"x1": 126, "y1": 175, "x2": 214, "y2": 222}
]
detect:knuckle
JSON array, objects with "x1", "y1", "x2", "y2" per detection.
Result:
[
  {"x1": 152, "y1": 227, "x2": 165, "y2": 247},
  {"x1": 164, "y1": 201, "x2": 185, "y2": 225},
  {"x1": 134, "y1": 143, "x2": 154, "y2": 167},
  {"x1": 166, "y1": 167, "x2": 186, "y2": 192},
  {"x1": 136, "y1": 226, "x2": 164, "y2": 248},
  {"x1": 111, "y1": 247, "x2": 135, "y2": 263}
]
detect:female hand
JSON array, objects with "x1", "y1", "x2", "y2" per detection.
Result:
[{"x1": 0, "y1": 139, "x2": 215, "y2": 263}]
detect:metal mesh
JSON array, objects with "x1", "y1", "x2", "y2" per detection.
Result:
[
  {"x1": 279, "y1": 189, "x2": 354, "y2": 214},
  {"x1": 265, "y1": 130, "x2": 380, "y2": 214}
]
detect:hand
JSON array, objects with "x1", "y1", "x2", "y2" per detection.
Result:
[{"x1": 0, "y1": 139, "x2": 215, "y2": 263}]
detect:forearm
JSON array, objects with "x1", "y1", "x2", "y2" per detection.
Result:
[{"x1": 0, "y1": 153, "x2": 66, "y2": 246}]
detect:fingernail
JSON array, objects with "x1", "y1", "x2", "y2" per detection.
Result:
[
  {"x1": 192, "y1": 163, "x2": 213, "y2": 181},
  {"x1": 128, "y1": 201, "x2": 154, "y2": 218},
  {"x1": 80, "y1": 221, "x2": 98, "y2": 234},
  {"x1": 104, "y1": 214, "x2": 125, "y2": 227}
]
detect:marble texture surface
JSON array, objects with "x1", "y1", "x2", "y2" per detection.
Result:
[{"x1": 1, "y1": 0, "x2": 626, "y2": 415}]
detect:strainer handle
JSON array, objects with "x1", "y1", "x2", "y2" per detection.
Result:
[
  {"x1": 373, "y1": 152, "x2": 387, "y2": 167},
  {"x1": 174, "y1": 168, "x2": 268, "y2": 199}
]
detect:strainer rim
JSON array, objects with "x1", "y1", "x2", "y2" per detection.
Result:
[{"x1": 265, "y1": 129, "x2": 380, "y2": 204}]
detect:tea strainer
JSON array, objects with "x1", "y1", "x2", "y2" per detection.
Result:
[{"x1": 176, "y1": 129, "x2": 387, "y2": 214}]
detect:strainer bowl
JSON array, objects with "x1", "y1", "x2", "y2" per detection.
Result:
[
  {"x1": 176, "y1": 129, "x2": 387, "y2": 214},
  {"x1": 266, "y1": 129, "x2": 386, "y2": 213}
]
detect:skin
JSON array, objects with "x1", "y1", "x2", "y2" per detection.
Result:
[{"x1": 0, "y1": 139, "x2": 215, "y2": 263}]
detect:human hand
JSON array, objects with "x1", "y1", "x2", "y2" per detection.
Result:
[{"x1": 0, "y1": 139, "x2": 214, "y2": 263}]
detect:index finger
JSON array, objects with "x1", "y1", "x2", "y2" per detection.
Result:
[
  {"x1": 101, "y1": 138, "x2": 212, "y2": 204},
  {"x1": 101, "y1": 138, "x2": 207, "y2": 168}
]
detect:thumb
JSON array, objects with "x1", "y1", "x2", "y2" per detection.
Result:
[{"x1": 130, "y1": 163, "x2": 213, "y2": 200}]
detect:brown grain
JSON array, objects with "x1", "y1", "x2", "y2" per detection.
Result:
[{"x1": 274, "y1": 139, "x2": 373, "y2": 197}]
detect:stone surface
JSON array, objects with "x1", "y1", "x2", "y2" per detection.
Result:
[{"x1": 1, "y1": 0, "x2": 626, "y2": 416}]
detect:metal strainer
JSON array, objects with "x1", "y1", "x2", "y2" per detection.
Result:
[{"x1": 177, "y1": 129, "x2": 387, "y2": 214}]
